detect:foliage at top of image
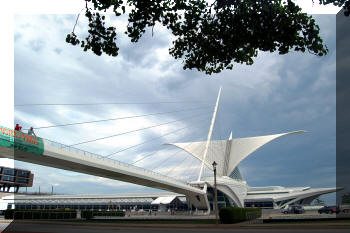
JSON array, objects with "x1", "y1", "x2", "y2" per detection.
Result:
[
  {"x1": 66, "y1": 0, "x2": 348, "y2": 75},
  {"x1": 319, "y1": 0, "x2": 350, "y2": 16}
]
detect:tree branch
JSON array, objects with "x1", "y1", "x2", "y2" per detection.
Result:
[{"x1": 72, "y1": 8, "x2": 85, "y2": 34}]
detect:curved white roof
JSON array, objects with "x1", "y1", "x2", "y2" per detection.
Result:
[{"x1": 166, "y1": 130, "x2": 306, "y2": 177}]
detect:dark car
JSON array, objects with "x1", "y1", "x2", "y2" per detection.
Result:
[
  {"x1": 318, "y1": 206, "x2": 340, "y2": 214},
  {"x1": 291, "y1": 205, "x2": 305, "y2": 214}
]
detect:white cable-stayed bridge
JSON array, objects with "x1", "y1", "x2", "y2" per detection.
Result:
[{"x1": 2, "y1": 90, "x2": 338, "y2": 211}]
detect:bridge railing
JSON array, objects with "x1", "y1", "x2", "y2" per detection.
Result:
[{"x1": 41, "y1": 138, "x2": 187, "y2": 186}]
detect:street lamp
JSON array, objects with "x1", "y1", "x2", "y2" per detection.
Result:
[{"x1": 212, "y1": 161, "x2": 218, "y2": 225}]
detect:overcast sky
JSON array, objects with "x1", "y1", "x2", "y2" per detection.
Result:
[{"x1": 0, "y1": 1, "x2": 339, "y2": 204}]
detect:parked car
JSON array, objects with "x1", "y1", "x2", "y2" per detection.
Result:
[
  {"x1": 281, "y1": 205, "x2": 305, "y2": 214},
  {"x1": 281, "y1": 206, "x2": 291, "y2": 214},
  {"x1": 318, "y1": 206, "x2": 340, "y2": 214},
  {"x1": 292, "y1": 205, "x2": 305, "y2": 214}
]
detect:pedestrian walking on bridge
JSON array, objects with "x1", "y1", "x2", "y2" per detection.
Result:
[{"x1": 28, "y1": 127, "x2": 36, "y2": 137}]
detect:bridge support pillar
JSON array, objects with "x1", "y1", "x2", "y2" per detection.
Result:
[{"x1": 186, "y1": 184, "x2": 211, "y2": 214}]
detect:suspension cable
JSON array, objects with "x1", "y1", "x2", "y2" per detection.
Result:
[
  {"x1": 163, "y1": 139, "x2": 205, "y2": 176},
  {"x1": 151, "y1": 138, "x2": 204, "y2": 172},
  {"x1": 150, "y1": 148, "x2": 184, "y2": 171},
  {"x1": 104, "y1": 126, "x2": 188, "y2": 158},
  {"x1": 130, "y1": 120, "x2": 210, "y2": 165},
  {"x1": 132, "y1": 149, "x2": 162, "y2": 165},
  {"x1": 104, "y1": 113, "x2": 210, "y2": 158},
  {"x1": 129, "y1": 116, "x2": 210, "y2": 165},
  {"x1": 165, "y1": 155, "x2": 189, "y2": 176},
  {"x1": 68, "y1": 112, "x2": 210, "y2": 147},
  {"x1": 186, "y1": 165, "x2": 201, "y2": 181},
  {"x1": 15, "y1": 101, "x2": 208, "y2": 107},
  {"x1": 25, "y1": 106, "x2": 210, "y2": 130}
]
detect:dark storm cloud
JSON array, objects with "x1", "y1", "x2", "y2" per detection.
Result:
[
  {"x1": 11, "y1": 14, "x2": 336, "y2": 202},
  {"x1": 120, "y1": 28, "x2": 171, "y2": 67}
]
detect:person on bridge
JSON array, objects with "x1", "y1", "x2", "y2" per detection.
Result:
[
  {"x1": 15, "y1": 124, "x2": 21, "y2": 131},
  {"x1": 14, "y1": 124, "x2": 22, "y2": 145},
  {"x1": 28, "y1": 127, "x2": 36, "y2": 137}
]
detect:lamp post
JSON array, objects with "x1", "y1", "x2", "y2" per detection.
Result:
[{"x1": 212, "y1": 161, "x2": 218, "y2": 225}]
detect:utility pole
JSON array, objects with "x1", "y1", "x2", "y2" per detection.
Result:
[{"x1": 213, "y1": 161, "x2": 219, "y2": 225}]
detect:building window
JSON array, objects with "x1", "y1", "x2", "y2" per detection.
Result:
[
  {"x1": 17, "y1": 170, "x2": 30, "y2": 178},
  {"x1": 244, "y1": 201, "x2": 273, "y2": 208},
  {"x1": 3, "y1": 168, "x2": 16, "y2": 176},
  {"x1": 16, "y1": 177, "x2": 29, "y2": 184},
  {"x1": 2, "y1": 176, "x2": 15, "y2": 182}
]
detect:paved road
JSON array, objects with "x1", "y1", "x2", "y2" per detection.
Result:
[{"x1": 1, "y1": 221, "x2": 350, "y2": 233}]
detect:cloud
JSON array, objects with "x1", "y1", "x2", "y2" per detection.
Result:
[{"x1": 7, "y1": 13, "x2": 336, "y2": 204}]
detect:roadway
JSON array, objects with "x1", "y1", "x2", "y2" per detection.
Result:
[{"x1": 1, "y1": 220, "x2": 350, "y2": 233}]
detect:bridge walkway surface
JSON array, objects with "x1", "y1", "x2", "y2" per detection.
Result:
[{"x1": 0, "y1": 125, "x2": 208, "y2": 209}]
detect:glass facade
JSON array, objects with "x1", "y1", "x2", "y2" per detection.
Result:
[
  {"x1": 207, "y1": 187, "x2": 233, "y2": 211},
  {"x1": 14, "y1": 203, "x2": 165, "y2": 211},
  {"x1": 2, "y1": 176, "x2": 16, "y2": 182},
  {"x1": 11, "y1": 196, "x2": 189, "y2": 211},
  {"x1": 17, "y1": 170, "x2": 30, "y2": 178},
  {"x1": 16, "y1": 177, "x2": 29, "y2": 184},
  {"x1": 244, "y1": 201, "x2": 273, "y2": 208},
  {"x1": 228, "y1": 167, "x2": 244, "y2": 180},
  {"x1": 0, "y1": 166, "x2": 33, "y2": 192},
  {"x1": 3, "y1": 168, "x2": 16, "y2": 176}
]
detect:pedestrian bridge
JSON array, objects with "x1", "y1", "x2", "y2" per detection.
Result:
[{"x1": 0, "y1": 125, "x2": 208, "y2": 209}]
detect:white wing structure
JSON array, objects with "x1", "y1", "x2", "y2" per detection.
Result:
[{"x1": 165, "y1": 130, "x2": 306, "y2": 178}]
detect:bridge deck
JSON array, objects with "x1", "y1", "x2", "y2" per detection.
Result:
[{"x1": 0, "y1": 126, "x2": 207, "y2": 202}]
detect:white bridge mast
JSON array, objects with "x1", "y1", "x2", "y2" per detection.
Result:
[{"x1": 197, "y1": 87, "x2": 222, "y2": 181}]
